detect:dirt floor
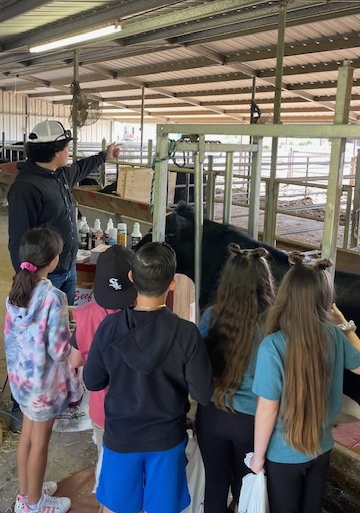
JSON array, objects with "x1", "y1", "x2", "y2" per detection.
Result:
[
  {"x1": 214, "y1": 188, "x2": 347, "y2": 249},
  {"x1": 0, "y1": 209, "x2": 97, "y2": 513}
]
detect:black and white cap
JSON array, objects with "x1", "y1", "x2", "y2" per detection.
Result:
[
  {"x1": 93, "y1": 244, "x2": 137, "y2": 309},
  {"x1": 28, "y1": 120, "x2": 72, "y2": 143}
]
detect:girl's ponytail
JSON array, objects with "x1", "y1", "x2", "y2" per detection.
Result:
[
  {"x1": 8, "y1": 228, "x2": 63, "y2": 308},
  {"x1": 9, "y1": 265, "x2": 40, "y2": 308}
]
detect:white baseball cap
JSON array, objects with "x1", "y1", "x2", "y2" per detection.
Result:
[{"x1": 28, "y1": 121, "x2": 72, "y2": 143}]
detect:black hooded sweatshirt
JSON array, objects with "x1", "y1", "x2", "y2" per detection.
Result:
[
  {"x1": 8, "y1": 153, "x2": 106, "y2": 273},
  {"x1": 83, "y1": 307, "x2": 213, "y2": 453}
]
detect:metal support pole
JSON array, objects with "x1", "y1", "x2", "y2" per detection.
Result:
[
  {"x1": 263, "y1": 0, "x2": 287, "y2": 245},
  {"x1": 1, "y1": 132, "x2": 5, "y2": 159},
  {"x1": 322, "y1": 60, "x2": 354, "y2": 275},
  {"x1": 343, "y1": 186, "x2": 353, "y2": 250},
  {"x1": 100, "y1": 138, "x2": 106, "y2": 188},
  {"x1": 205, "y1": 154, "x2": 215, "y2": 220},
  {"x1": 72, "y1": 49, "x2": 79, "y2": 163},
  {"x1": 350, "y1": 149, "x2": 360, "y2": 248},
  {"x1": 250, "y1": 76, "x2": 256, "y2": 127},
  {"x1": 194, "y1": 151, "x2": 203, "y2": 324},
  {"x1": 147, "y1": 139, "x2": 153, "y2": 166},
  {"x1": 223, "y1": 152, "x2": 234, "y2": 224},
  {"x1": 248, "y1": 137, "x2": 263, "y2": 239},
  {"x1": 25, "y1": 96, "x2": 29, "y2": 144},
  {"x1": 185, "y1": 173, "x2": 190, "y2": 204},
  {"x1": 152, "y1": 128, "x2": 169, "y2": 242},
  {"x1": 140, "y1": 86, "x2": 145, "y2": 163}
]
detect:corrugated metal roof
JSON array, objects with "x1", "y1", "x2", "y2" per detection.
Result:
[{"x1": 1, "y1": 1, "x2": 360, "y2": 124}]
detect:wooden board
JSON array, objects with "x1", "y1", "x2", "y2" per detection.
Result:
[
  {"x1": 116, "y1": 166, "x2": 176, "y2": 204},
  {"x1": 72, "y1": 186, "x2": 154, "y2": 223}
]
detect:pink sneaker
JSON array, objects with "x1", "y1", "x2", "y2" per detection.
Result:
[
  {"x1": 15, "y1": 494, "x2": 71, "y2": 513},
  {"x1": 14, "y1": 483, "x2": 58, "y2": 513}
]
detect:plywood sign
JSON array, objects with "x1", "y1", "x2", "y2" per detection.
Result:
[{"x1": 116, "y1": 166, "x2": 176, "y2": 204}]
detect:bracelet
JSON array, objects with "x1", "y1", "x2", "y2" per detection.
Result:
[{"x1": 337, "y1": 320, "x2": 357, "y2": 332}]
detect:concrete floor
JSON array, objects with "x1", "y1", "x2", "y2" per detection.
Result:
[{"x1": 0, "y1": 208, "x2": 96, "y2": 513}]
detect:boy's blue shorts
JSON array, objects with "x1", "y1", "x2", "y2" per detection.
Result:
[{"x1": 96, "y1": 438, "x2": 190, "y2": 513}]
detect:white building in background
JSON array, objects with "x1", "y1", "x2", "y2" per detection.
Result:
[{"x1": 113, "y1": 122, "x2": 157, "y2": 144}]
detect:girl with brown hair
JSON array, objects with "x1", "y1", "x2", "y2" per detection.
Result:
[
  {"x1": 250, "y1": 254, "x2": 360, "y2": 513},
  {"x1": 196, "y1": 243, "x2": 275, "y2": 513}
]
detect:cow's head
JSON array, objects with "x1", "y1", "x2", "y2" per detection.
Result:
[{"x1": 135, "y1": 203, "x2": 196, "y2": 278}]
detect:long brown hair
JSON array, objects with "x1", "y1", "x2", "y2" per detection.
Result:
[
  {"x1": 265, "y1": 253, "x2": 333, "y2": 456},
  {"x1": 9, "y1": 227, "x2": 63, "y2": 308},
  {"x1": 206, "y1": 243, "x2": 275, "y2": 411}
]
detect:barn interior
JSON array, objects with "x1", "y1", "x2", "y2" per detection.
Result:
[{"x1": 2, "y1": 1, "x2": 360, "y2": 512}]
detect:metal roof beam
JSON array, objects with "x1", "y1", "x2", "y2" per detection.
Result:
[
  {"x1": 113, "y1": 3, "x2": 359, "y2": 48},
  {"x1": 227, "y1": 33, "x2": 360, "y2": 64},
  {"x1": 23, "y1": 44, "x2": 177, "y2": 68},
  {"x1": 1, "y1": 0, "x2": 265, "y2": 52},
  {"x1": 0, "y1": 0, "x2": 51, "y2": 23},
  {"x1": 168, "y1": 3, "x2": 360, "y2": 46},
  {"x1": 81, "y1": 62, "x2": 245, "y2": 122},
  {"x1": 0, "y1": 0, "x2": 184, "y2": 51}
]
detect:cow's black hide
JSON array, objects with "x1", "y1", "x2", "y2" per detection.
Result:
[{"x1": 136, "y1": 202, "x2": 360, "y2": 404}]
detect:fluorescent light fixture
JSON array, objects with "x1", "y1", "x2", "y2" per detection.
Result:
[{"x1": 29, "y1": 25, "x2": 121, "y2": 53}]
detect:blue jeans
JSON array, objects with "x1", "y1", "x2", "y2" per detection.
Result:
[{"x1": 48, "y1": 265, "x2": 77, "y2": 305}]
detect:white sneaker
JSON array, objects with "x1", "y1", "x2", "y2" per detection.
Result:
[
  {"x1": 15, "y1": 494, "x2": 71, "y2": 513},
  {"x1": 42, "y1": 482, "x2": 58, "y2": 496},
  {"x1": 14, "y1": 483, "x2": 58, "y2": 513},
  {"x1": 35, "y1": 495, "x2": 71, "y2": 513}
]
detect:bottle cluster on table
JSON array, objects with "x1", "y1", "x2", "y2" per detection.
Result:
[{"x1": 78, "y1": 217, "x2": 142, "y2": 250}]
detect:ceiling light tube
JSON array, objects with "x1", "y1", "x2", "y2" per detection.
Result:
[{"x1": 29, "y1": 25, "x2": 121, "y2": 53}]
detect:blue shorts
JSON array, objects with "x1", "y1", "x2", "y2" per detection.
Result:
[{"x1": 96, "y1": 438, "x2": 190, "y2": 513}]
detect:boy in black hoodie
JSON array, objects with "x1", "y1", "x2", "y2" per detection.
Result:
[{"x1": 84, "y1": 241, "x2": 213, "y2": 513}]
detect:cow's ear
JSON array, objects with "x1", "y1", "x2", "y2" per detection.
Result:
[
  {"x1": 166, "y1": 211, "x2": 194, "y2": 239},
  {"x1": 174, "y1": 201, "x2": 195, "y2": 220}
]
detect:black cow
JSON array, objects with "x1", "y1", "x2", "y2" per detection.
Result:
[{"x1": 138, "y1": 202, "x2": 360, "y2": 404}]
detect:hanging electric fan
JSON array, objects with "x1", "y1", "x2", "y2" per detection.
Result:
[{"x1": 69, "y1": 81, "x2": 103, "y2": 128}]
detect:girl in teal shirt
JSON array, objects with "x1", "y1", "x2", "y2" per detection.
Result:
[
  {"x1": 250, "y1": 254, "x2": 360, "y2": 513},
  {"x1": 196, "y1": 244, "x2": 275, "y2": 513}
]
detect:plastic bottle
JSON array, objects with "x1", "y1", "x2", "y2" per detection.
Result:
[
  {"x1": 117, "y1": 222, "x2": 127, "y2": 246},
  {"x1": 79, "y1": 217, "x2": 90, "y2": 250},
  {"x1": 131, "y1": 222, "x2": 142, "y2": 248},
  {"x1": 104, "y1": 218, "x2": 114, "y2": 245},
  {"x1": 108, "y1": 224, "x2": 118, "y2": 245},
  {"x1": 77, "y1": 216, "x2": 84, "y2": 236},
  {"x1": 93, "y1": 219, "x2": 104, "y2": 247}
]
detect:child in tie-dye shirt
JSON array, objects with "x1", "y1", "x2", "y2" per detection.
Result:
[{"x1": 4, "y1": 227, "x2": 81, "y2": 513}]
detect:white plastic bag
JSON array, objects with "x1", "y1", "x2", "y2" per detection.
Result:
[
  {"x1": 238, "y1": 452, "x2": 269, "y2": 513},
  {"x1": 53, "y1": 369, "x2": 92, "y2": 432},
  {"x1": 181, "y1": 431, "x2": 205, "y2": 513}
]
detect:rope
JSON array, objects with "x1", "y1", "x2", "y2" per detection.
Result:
[{"x1": 150, "y1": 139, "x2": 177, "y2": 213}]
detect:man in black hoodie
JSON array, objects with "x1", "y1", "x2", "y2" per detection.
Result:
[
  {"x1": 84, "y1": 242, "x2": 213, "y2": 513},
  {"x1": 8, "y1": 120, "x2": 120, "y2": 305}
]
